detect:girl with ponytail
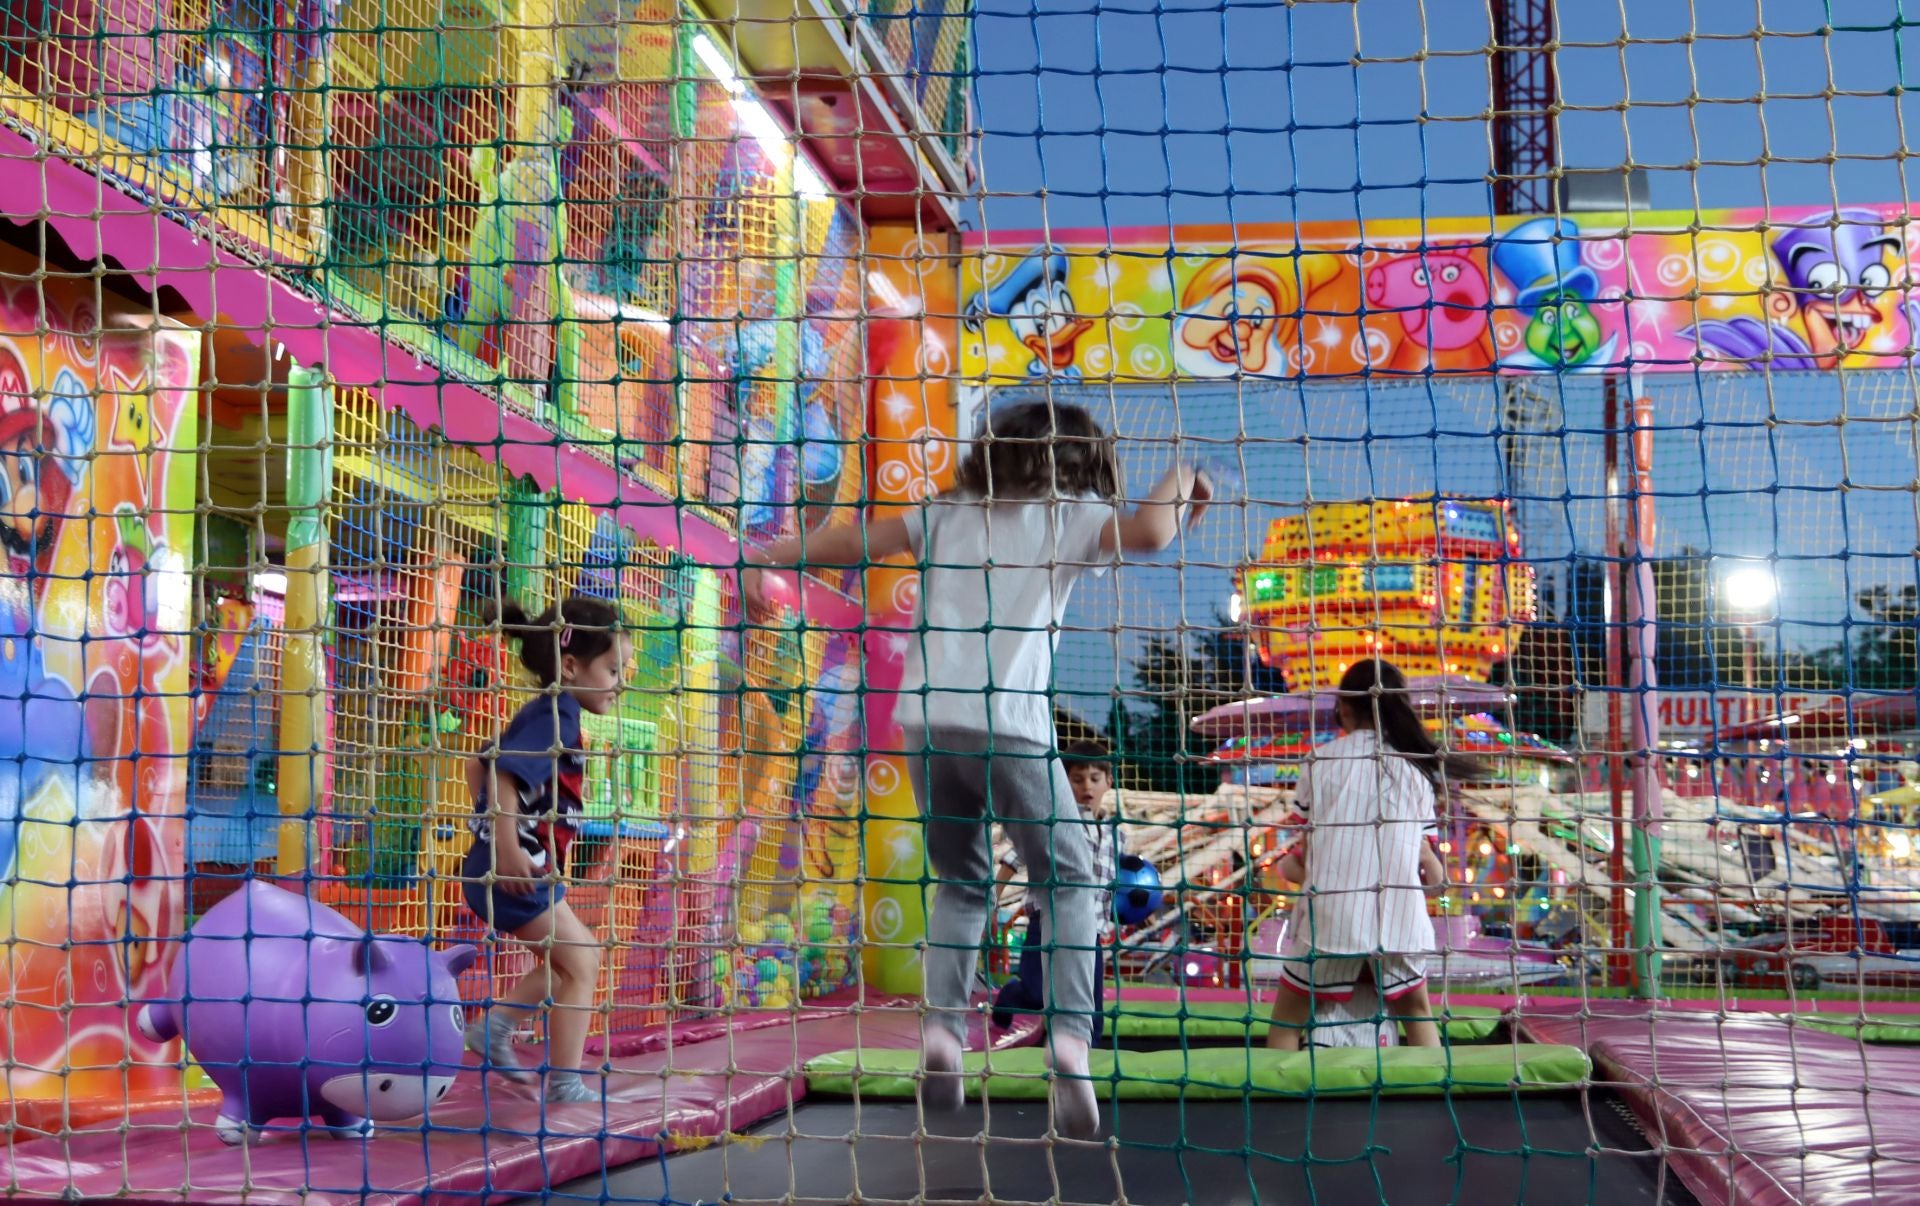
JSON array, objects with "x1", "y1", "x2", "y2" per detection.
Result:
[
  {"x1": 1266, "y1": 659, "x2": 1459, "y2": 1051},
  {"x1": 459, "y1": 595, "x2": 630, "y2": 1102}
]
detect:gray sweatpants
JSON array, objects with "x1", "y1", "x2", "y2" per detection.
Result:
[{"x1": 905, "y1": 729, "x2": 1099, "y2": 1043}]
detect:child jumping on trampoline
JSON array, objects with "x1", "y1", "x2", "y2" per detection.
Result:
[
  {"x1": 1265, "y1": 658, "x2": 1459, "y2": 1052},
  {"x1": 743, "y1": 399, "x2": 1211, "y2": 1139},
  {"x1": 460, "y1": 595, "x2": 631, "y2": 1103}
]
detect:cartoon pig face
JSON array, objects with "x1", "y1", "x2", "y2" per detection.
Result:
[
  {"x1": 1365, "y1": 250, "x2": 1491, "y2": 350},
  {"x1": 310, "y1": 938, "x2": 477, "y2": 1120}
]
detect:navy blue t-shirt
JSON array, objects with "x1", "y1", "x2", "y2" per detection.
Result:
[{"x1": 468, "y1": 691, "x2": 587, "y2": 873}]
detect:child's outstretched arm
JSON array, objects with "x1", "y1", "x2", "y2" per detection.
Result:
[
  {"x1": 1101, "y1": 464, "x2": 1213, "y2": 554},
  {"x1": 1277, "y1": 842, "x2": 1307, "y2": 886},
  {"x1": 465, "y1": 756, "x2": 486, "y2": 809},
  {"x1": 741, "y1": 515, "x2": 913, "y2": 615}
]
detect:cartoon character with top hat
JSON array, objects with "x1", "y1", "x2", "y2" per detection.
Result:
[
  {"x1": 1490, "y1": 217, "x2": 1621, "y2": 372},
  {"x1": 964, "y1": 250, "x2": 1093, "y2": 381}
]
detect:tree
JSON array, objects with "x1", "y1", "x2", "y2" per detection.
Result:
[
  {"x1": 1487, "y1": 625, "x2": 1581, "y2": 745},
  {"x1": 1112, "y1": 611, "x2": 1279, "y2": 794},
  {"x1": 1809, "y1": 585, "x2": 1920, "y2": 691}
]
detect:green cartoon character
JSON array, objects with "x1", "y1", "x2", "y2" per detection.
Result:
[{"x1": 1492, "y1": 218, "x2": 1621, "y2": 372}]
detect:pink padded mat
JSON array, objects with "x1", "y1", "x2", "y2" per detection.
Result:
[
  {"x1": 1515, "y1": 1000, "x2": 1920, "y2": 1206},
  {"x1": 0, "y1": 1000, "x2": 1039, "y2": 1204}
]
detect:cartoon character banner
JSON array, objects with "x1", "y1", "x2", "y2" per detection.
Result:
[
  {"x1": 960, "y1": 206, "x2": 1920, "y2": 395},
  {"x1": 0, "y1": 268, "x2": 199, "y2": 1102}
]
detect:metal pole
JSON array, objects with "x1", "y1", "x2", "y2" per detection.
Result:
[
  {"x1": 1603, "y1": 380, "x2": 1629, "y2": 988},
  {"x1": 1624, "y1": 392, "x2": 1662, "y2": 998}
]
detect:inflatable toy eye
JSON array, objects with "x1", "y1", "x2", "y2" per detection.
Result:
[
  {"x1": 449, "y1": 1003, "x2": 466, "y2": 1032},
  {"x1": 365, "y1": 996, "x2": 399, "y2": 1028}
]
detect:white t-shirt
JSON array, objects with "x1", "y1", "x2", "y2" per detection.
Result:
[
  {"x1": 895, "y1": 493, "x2": 1118, "y2": 743},
  {"x1": 1294, "y1": 729, "x2": 1439, "y2": 958}
]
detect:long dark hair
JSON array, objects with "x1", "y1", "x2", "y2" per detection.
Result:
[
  {"x1": 1335, "y1": 659, "x2": 1485, "y2": 786},
  {"x1": 492, "y1": 595, "x2": 621, "y2": 687},
  {"x1": 951, "y1": 400, "x2": 1121, "y2": 502}
]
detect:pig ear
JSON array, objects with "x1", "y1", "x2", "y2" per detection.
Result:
[
  {"x1": 442, "y1": 944, "x2": 480, "y2": 977},
  {"x1": 352, "y1": 938, "x2": 395, "y2": 977}
]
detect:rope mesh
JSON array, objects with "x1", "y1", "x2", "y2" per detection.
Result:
[{"x1": 0, "y1": 0, "x2": 1916, "y2": 1201}]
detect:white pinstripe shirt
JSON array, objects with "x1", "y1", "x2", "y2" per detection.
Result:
[
  {"x1": 1295, "y1": 730, "x2": 1438, "y2": 957},
  {"x1": 1001, "y1": 810, "x2": 1122, "y2": 935}
]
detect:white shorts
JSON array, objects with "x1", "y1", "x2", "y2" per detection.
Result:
[{"x1": 1277, "y1": 951, "x2": 1428, "y2": 1003}]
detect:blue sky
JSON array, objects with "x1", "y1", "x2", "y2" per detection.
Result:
[
  {"x1": 970, "y1": 0, "x2": 1920, "y2": 231},
  {"x1": 962, "y1": 0, "x2": 1920, "y2": 710}
]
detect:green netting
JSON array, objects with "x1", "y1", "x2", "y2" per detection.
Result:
[
  {"x1": 804, "y1": 1044, "x2": 1591, "y2": 1100},
  {"x1": 1100, "y1": 998, "x2": 1503, "y2": 1043},
  {"x1": 1796, "y1": 1015, "x2": 1920, "y2": 1044},
  {"x1": 6, "y1": 0, "x2": 1920, "y2": 1200}
]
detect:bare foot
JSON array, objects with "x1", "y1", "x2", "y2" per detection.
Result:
[
  {"x1": 920, "y1": 1023, "x2": 964, "y2": 1113},
  {"x1": 1047, "y1": 1034, "x2": 1100, "y2": 1139}
]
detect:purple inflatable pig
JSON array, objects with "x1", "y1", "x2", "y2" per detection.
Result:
[{"x1": 137, "y1": 881, "x2": 478, "y2": 1145}]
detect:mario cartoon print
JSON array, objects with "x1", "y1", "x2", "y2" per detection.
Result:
[
  {"x1": 1490, "y1": 217, "x2": 1622, "y2": 372},
  {"x1": 0, "y1": 351, "x2": 91, "y2": 582},
  {"x1": 0, "y1": 345, "x2": 94, "y2": 886},
  {"x1": 965, "y1": 250, "x2": 1093, "y2": 381},
  {"x1": 1683, "y1": 209, "x2": 1912, "y2": 370}
]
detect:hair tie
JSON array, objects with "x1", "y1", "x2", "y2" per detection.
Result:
[{"x1": 559, "y1": 625, "x2": 575, "y2": 650}]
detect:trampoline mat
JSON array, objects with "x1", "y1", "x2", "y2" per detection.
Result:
[{"x1": 556, "y1": 1095, "x2": 1699, "y2": 1205}]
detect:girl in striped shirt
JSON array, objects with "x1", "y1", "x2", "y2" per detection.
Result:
[{"x1": 1266, "y1": 659, "x2": 1465, "y2": 1052}]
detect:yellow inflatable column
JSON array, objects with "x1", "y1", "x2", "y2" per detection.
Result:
[
  {"x1": 276, "y1": 365, "x2": 333, "y2": 878},
  {"x1": 858, "y1": 226, "x2": 959, "y2": 993}
]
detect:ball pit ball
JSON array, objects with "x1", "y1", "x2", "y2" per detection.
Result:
[{"x1": 1113, "y1": 854, "x2": 1165, "y2": 926}]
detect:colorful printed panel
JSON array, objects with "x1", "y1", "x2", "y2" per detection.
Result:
[
  {"x1": 0, "y1": 263, "x2": 200, "y2": 1101},
  {"x1": 960, "y1": 207, "x2": 1920, "y2": 386}
]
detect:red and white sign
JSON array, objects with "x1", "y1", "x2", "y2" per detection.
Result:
[{"x1": 1585, "y1": 692, "x2": 1845, "y2": 742}]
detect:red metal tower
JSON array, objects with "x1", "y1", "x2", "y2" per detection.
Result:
[{"x1": 1489, "y1": 0, "x2": 1558, "y2": 214}]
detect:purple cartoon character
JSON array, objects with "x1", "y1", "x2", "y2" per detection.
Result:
[
  {"x1": 1684, "y1": 210, "x2": 1907, "y2": 370},
  {"x1": 136, "y1": 882, "x2": 476, "y2": 1145}
]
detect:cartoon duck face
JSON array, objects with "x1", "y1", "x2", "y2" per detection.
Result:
[
  {"x1": 966, "y1": 252, "x2": 1091, "y2": 376},
  {"x1": 1012, "y1": 275, "x2": 1089, "y2": 372}
]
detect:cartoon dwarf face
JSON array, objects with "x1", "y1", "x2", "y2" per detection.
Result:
[{"x1": 1178, "y1": 262, "x2": 1286, "y2": 374}]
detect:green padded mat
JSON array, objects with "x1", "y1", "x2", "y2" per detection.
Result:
[
  {"x1": 804, "y1": 1044, "x2": 1590, "y2": 1100},
  {"x1": 1796, "y1": 1014, "x2": 1920, "y2": 1043},
  {"x1": 1101, "y1": 998, "x2": 1502, "y2": 1043}
]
